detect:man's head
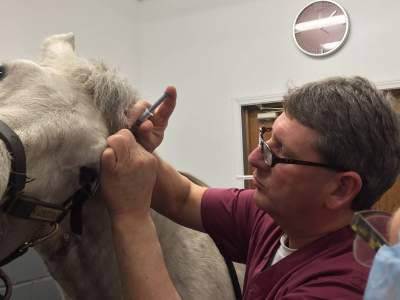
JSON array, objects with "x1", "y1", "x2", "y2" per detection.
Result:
[
  {"x1": 284, "y1": 76, "x2": 400, "y2": 211},
  {"x1": 248, "y1": 76, "x2": 399, "y2": 240}
]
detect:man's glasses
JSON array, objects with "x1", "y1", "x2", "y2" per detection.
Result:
[
  {"x1": 351, "y1": 210, "x2": 391, "y2": 267},
  {"x1": 258, "y1": 127, "x2": 344, "y2": 171}
]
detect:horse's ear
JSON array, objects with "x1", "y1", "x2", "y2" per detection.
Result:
[{"x1": 41, "y1": 33, "x2": 76, "y2": 65}]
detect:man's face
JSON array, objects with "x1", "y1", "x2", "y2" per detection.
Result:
[{"x1": 248, "y1": 112, "x2": 337, "y2": 224}]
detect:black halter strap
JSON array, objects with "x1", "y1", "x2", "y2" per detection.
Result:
[
  {"x1": 0, "y1": 119, "x2": 97, "y2": 267},
  {"x1": 0, "y1": 119, "x2": 68, "y2": 223},
  {"x1": 0, "y1": 178, "x2": 97, "y2": 268},
  {"x1": 0, "y1": 118, "x2": 97, "y2": 300},
  {"x1": 0, "y1": 120, "x2": 27, "y2": 201},
  {"x1": 0, "y1": 267, "x2": 11, "y2": 300}
]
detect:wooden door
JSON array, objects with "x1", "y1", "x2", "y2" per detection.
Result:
[
  {"x1": 241, "y1": 89, "x2": 400, "y2": 212},
  {"x1": 241, "y1": 103, "x2": 282, "y2": 188}
]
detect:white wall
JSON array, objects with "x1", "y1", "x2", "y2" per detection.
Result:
[
  {"x1": 2, "y1": 0, "x2": 140, "y2": 83},
  {"x1": 134, "y1": 0, "x2": 400, "y2": 187}
]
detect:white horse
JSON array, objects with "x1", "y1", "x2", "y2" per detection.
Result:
[{"x1": 0, "y1": 33, "x2": 243, "y2": 300}]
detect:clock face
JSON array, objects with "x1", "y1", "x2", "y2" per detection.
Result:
[{"x1": 293, "y1": 0, "x2": 350, "y2": 57}]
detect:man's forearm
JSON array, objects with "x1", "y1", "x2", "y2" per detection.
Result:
[
  {"x1": 111, "y1": 215, "x2": 181, "y2": 300},
  {"x1": 150, "y1": 156, "x2": 206, "y2": 232},
  {"x1": 151, "y1": 156, "x2": 191, "y2": 217}
]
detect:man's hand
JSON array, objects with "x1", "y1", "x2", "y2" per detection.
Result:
[
  {"x1": 100, "y1": 129, "x2": 157, "y2": 218},
  {"x1": 100, "y1": 130, "x2": 181, "y2": 300},
  {"x1": 128, "y1": 86, "x2": 176, "y2": 152}
]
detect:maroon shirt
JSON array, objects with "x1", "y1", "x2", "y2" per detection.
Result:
[{"x1": 201, "y1": 188, "x2": 369, "y2": 300}]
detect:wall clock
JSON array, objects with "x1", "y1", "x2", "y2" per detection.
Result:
[{"x1": 293, "y1": 0, "x2": 350, "y2": 57}]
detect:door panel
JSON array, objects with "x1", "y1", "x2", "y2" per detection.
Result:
[{"x1": 241, "y1": 104, "x2": 282, "y2": 188}]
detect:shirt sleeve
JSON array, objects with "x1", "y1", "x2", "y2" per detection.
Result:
[{"x1": 201, "y1": 188, "x2": 257, "y2": 263}]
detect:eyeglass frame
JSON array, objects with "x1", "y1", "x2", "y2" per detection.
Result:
[
  {"x1": 351, "y1": 210, "x2": 390, "y2": 252},
  {"x1": 258, "y1": 127, "x2": 345, "y2": 171}
]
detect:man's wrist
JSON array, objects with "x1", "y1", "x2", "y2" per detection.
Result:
[{"x1": 110, "y1": 212, "x2": 154, "y2": 232}]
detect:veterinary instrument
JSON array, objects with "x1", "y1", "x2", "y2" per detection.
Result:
[
  {"x1": 133, "y1": 92, "x2": 171, "y2": 129},
  {"x1": 236, "y1": 175, "x2": 254, "y2": 180}
]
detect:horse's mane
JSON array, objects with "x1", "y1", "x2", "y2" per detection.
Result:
[{"x1": 71, "y1": 60, "x2": 139, "y2": 133}]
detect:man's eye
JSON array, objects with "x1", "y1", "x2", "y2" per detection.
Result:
[
  {"x1": 0, "y1": 65, "x2": 7, "y2": 80},
  {"x1": 274, "y1": 145, "x2": 292, "y2": 158},
  {"x1": 270, "y1": 143, "x2": 282, "y2": 154}
]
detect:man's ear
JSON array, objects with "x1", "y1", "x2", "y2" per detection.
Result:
[{"x1": 325, "y1": 171, "x2": 362, "y2": 210}]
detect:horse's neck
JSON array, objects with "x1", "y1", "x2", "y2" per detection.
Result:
[
  {"x1": 35, "y1": 195, "x2": 119, "y2": 299},
  {"x1": 35, "y1": 195, "x2": 185, "y2": 299},
  {"x1": 36, "y1": 193, "x2": 244, "y2": 300}
]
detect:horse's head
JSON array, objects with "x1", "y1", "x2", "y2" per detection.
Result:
[{"x1": 0, "y1": 33, "x2": 138, "y2": 267}]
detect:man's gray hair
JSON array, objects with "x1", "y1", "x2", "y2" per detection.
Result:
[{"x1": 284, "y1": 76, "x2": 400, "y2": 210}]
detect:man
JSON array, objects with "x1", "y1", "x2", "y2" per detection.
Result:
[{"x1": 100, "y1": 77, "x2": 400, "y2": 299}]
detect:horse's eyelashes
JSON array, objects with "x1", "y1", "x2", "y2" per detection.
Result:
[{"x1": 0, "y1": 65, "x2": 6, "y2": 80}]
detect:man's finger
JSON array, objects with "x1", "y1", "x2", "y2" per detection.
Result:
[
  {"x1": 106, "y1": 130, "x2": 135, "y2": 165},
  {"x1": 126, "y1": 100, "x2": 151, "y2": 128},
  {"x1": 153, "y1": 86, "x2": 177, "y2": 123}
]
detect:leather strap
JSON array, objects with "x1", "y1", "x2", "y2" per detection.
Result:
[
  {"x1": 5, "y1": 195, "x2": 67, "y2": 222},
  {"x1": 0, "y1": 119, "x2": 26, "y2": 200},
  {"x1": 0, "y1": 118, "x2": 97, "y2": 265}
]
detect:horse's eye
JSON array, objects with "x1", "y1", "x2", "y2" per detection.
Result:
[{"x1": 0, "y1": 65, "x2": 6, "y2": 80}]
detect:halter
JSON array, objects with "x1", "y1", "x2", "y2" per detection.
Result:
[{"x1": 0, "y1": 119, "x2": 97, "y2": 299}]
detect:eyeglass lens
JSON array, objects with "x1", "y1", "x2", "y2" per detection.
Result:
[
  {"x1": 260, "y1": 128, "x2": 272, "y2": 166},
  {"x1": 262, "y1": 142, "x2": 272, "y2": 166},
  {"x1": 353, "y1": 214, "x2": 391, "y2": 267}
]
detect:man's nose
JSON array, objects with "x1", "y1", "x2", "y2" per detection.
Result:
[{"x1": 248, "y1": 146, "x2": 267, "y2": 170}]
